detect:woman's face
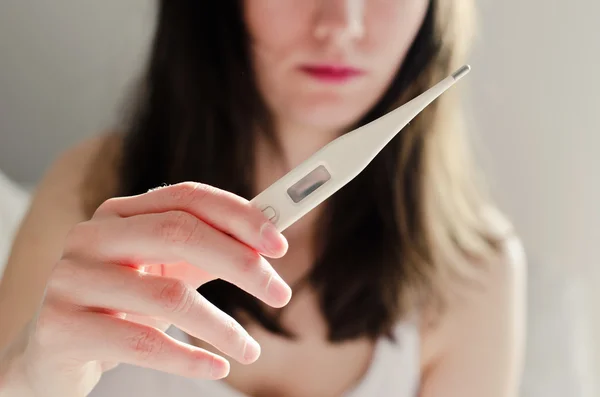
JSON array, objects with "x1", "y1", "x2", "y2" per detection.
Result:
[{"x1": 244, "y1": 0, "x2": 429, "y2": 132}]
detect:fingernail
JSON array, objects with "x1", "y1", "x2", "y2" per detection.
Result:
[
  {"x1": 243, "y1": 337, "x2": 261, "y2": 363},
  {"x1": 266, "y1": 273, "x2": 292, "y2": 307},
  {"x1": 260, "y1": 222, "x2": 287, "y2": 255},
  {"x1": 210, "y1": 356, "x2": 230, "y2": 379}
]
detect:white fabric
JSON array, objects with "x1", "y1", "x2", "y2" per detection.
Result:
[
  {"x1": 0, "y1": 170, "x2": 30, "y2": 276},
  {"x1": 90, "y1": 323, "x2": 421, "y2": 397}
]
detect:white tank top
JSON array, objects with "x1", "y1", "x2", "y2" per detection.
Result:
[{"x1": 89, "y1": 321, "x2": 421, "y2": 396}]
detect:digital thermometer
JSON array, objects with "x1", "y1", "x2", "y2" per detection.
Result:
[{"x1": 251, "y1": 65, "x2": 472, "y2": 232}]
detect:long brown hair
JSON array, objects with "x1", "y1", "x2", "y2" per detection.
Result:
[{"x1": 85, "y1": 0, "x2": 502, "y2": 343}]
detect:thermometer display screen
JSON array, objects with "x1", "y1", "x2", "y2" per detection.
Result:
[{"x1": 287, "y1": 165, "x2": 331, "y2": 203}]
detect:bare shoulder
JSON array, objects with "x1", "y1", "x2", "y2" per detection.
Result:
[
  {"x1": 421, "y1": 209, "x2": 527, "y2": 370},
  {"x1": 474, "y1": 207, "x2": 527, "y2": 318},
  {"x1": 420, "y1": 208, "x2": 527, "y2": 389},
  {"x1": 0, "y1": 133, "x2": 121, "y2": 350},
  {"x1": 4, "y1": 133, "x2": 118, "y2": 269},
  {"x1": 466, "y1": 205, "x2": 527, "y2": 302},
  {"x1": 38, "y1": 133, "x2": 121, "y2": 201}
]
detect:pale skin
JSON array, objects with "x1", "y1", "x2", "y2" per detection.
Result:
[{"x1": 0, "y1": 1, "x2": 526, "y2": 396}]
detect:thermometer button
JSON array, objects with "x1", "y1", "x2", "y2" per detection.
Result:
[{"x1": 261, "y1": 206, "x2": 278, "y2": 222}]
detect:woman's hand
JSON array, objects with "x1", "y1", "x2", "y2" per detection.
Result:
[{"x1": 2, "y1": 182, "x2": 291, "y2": 397}]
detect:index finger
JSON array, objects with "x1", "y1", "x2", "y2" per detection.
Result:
[{"x1": 93, "y1": 182, "x2": 287, "y2": 258}]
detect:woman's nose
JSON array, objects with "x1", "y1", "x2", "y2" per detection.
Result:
[{"x1": 313, "y1": 0, "x2": 365, "y2": 43}]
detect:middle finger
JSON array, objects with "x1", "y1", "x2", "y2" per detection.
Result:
[{"x1": 65, "y1": 212, "x2": 292, "y2": 308}]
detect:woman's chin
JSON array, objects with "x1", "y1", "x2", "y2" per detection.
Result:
[{"x1": 288, "y1": 103, "x2": 369, "y2": 132}]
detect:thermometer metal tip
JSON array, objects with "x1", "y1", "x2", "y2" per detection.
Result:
[{"x1": 452, "y1": 64, "x2": 471, "y2": 81}]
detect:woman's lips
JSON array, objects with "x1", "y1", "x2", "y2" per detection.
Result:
[{"x1": 299, "y1": 64, "x2": 366, "y2": 83}]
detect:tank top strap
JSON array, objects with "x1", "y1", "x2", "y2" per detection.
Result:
[{"x1": 344, "y1": 317, "x2": 421, "y2": 396}]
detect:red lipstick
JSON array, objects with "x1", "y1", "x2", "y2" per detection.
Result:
[{"x1": 299, "y1": 64, "x2": 365, "y2": 83}]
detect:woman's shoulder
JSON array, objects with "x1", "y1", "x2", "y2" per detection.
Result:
[
  {"x1": 25, "y1": 132, "x2": 121, "y2": 219},
  {"x1": 41, "y1": 132, "x2": 122, "y2": 203},
  {"x1": 78, "y1": 133, "x2": 124, "y2": 216},
  {"x1": 419, "y1": 206, "x2": 527, "y2": 376},
  {"x1": 10, "y1": 131, "x2": 124, "y2": 257},
  {"x1": 10, "y1": 131, "x2": 123, "y2": 265}
]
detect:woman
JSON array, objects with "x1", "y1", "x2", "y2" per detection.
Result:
[{"x1": 0, "y1": 1, "x2": 526, "y2": 396}]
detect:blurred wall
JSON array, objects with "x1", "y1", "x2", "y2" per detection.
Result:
[
  {"x1": 0, "y1": 0, "x2": 154, "y2": 183},
  {"x1": 0, "y1": 0, "x2": 598, "y2": 395},
  {"x1": 467, "y1": 1, "x2": 599, "y2": 395}
]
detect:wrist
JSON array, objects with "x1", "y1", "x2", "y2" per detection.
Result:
[{"x1": 0, "y1": 354, "x2": 36, "y2": 397}]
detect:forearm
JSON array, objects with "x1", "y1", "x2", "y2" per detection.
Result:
[
  {"x1": 0, "y1": 350, "x2": 35, "y2": 397},
  {"x1": 0, "y1": 257, "x2": 56, "y2": 352},
  {"x1": 0, "y1": 305, "x2": 31, "y2": 356},
  {"x1": 0, "y1": 321, "x2": 36, "y2": 397}
]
